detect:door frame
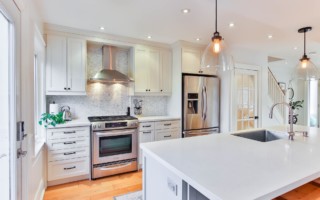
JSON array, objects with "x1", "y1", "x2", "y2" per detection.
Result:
[
  {"x1": 230, "y1": 63, "x2": 262, "y2": 131},
  {"x1": 0, "y1": 1, "x2": 21, "y2": 199}
]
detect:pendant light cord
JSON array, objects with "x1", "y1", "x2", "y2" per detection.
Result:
[
  {"x1": 304, "y1": 31, "x2": 306, "y2": 56},
  {"x1": 215, "y1": 0, "x2": 218, "y2": 33}
]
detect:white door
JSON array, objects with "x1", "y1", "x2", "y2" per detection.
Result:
[
  {"x1": 233, "y1": 68, "x2": 259, "y2": 131},
  {"x1": 0, "y1": 1, "x2": 23, "y2": 200}
]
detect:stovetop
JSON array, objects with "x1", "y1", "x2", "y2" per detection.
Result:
[{"x1": 88, "y1": 115, "x2": 138, "y2": 122}]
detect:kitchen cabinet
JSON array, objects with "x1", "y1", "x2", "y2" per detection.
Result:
[
  {"x1": 138, "y1": 119, "x2": 180, "y2": 168},
  {"x1": 46, "y1": 34, "x2": 87, "y2": 95},
  {"x1": 46, "y1": 126, "x2": 90, "y2": 186},
  {"x1": 182, "y1": 46, "x2": 216, "y2": 75},
  {"x1": 133, "y1": 45, "x2": 172, "y2": 95}
]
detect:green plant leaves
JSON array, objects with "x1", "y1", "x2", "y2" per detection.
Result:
[{"x1": 38, "y1": 112, "x2": 66, "y2": 128}]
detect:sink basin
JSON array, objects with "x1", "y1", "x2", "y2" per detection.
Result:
[{"x1": 232, "y1": 129, "x2": 286, "y2": 142}]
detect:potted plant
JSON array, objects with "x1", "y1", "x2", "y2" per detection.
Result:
[
  {"x1": 38, "y1": 112, "x2": 65, "y2": 128},
  {"x1": 288, "y1": 99, "x2": 304, "y2": 124}
]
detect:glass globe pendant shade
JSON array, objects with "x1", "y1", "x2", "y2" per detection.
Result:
[
  {"x1": 200, "y1": 37, "x2": 234, "y2": 72},
  {"x1": 292, "y1": 55, "x2": 320, "y2": 81}
]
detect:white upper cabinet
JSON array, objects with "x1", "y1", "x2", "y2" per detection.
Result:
[
  {"x1": 46, "y1": 34, "x2": 87, "y2": 95},
  {"x1": 133, "y1": 45, "x2": 172, "y2": 95},
  {"x1": 182, "y1": 46, "x2": 216, "y2": 75}
]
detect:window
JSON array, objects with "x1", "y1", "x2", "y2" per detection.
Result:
[{"x1": 34, "y1": 26, "x2": 46, "y2": 155}]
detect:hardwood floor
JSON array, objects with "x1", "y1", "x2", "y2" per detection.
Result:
[
  {"x1": 44, "y1": 171, "x2": 320, "y2": 200},
  {"x1": 43, "y1": 171, "x2": 142, "y2": 200}
]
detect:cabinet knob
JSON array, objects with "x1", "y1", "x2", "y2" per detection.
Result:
[
  {"x1": 160, "y1": 89, "x2": 163, "y2": 92},
  {"x1": 68, "y1": 88, "x2": 71, "y2": 90},
  {"x1": 149, "y1": 89, "x2": 151, "y2": 92},
  {"x1": 146, "y1": 89, "x2": 148, "y2": 92},
  {"x1": 64, "y1": 87, "x2": 67, "y2": 90}
]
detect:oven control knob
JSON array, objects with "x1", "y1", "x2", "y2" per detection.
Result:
[
  {"x1": 93, "y1": 125, "x2": 96, "y2": 129},
  {"x1": 98, "y1": 124, "x2": 101, "y2": 128}
]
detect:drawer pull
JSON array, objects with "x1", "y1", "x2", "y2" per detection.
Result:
[
  {"x1": 63, "y1": 141, "x2": 76, "y2": 145},
  {"x1": 164, "y1": 123, "x2": 172, "y2": 126},
  {"x1": 164, "y1": 135, "x2": 172, "y2": 138},
  {"x1": 64, "y1": 166, "x2": 76, "y2": 170},
  {"x1": 64, "y1": 152, "x2": 76, "y2": 155},
  {"x1": 64, "y1": 131, "x2": 76, "y2": 134},
  {"x1": 143, "y1": 131, "x2": 151, "y2": 134},
  {"x1": 143, "y1": 125, "x2": 151, "y2": 128}
]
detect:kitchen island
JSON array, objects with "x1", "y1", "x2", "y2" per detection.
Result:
[{"x1": 140, "y1": 125, "x2": 320, "y2": 200}]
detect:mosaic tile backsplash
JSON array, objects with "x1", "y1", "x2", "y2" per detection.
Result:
[{"x1": 47, "y1": 43, "x2": 167, "y2": 120}]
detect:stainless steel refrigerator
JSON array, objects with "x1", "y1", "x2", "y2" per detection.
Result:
[{"x1": 182, "y1": 74, "x2": 220, "y2": 137}]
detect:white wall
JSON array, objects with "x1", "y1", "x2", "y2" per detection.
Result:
[{"x1": 17, "y1": 0, "x2": 46, "y2": 200}]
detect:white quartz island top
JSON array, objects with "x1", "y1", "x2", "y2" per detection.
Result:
[{"x1": 141, "y1": 125, "x2": 320, "y2": 200}]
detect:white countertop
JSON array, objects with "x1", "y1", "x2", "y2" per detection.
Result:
[
  {"x1": 47, "y1": 119, "x2": 90, "y2": 129},
  {"x1": 136, "y1": 115, "x2": 180, "y2": 122},
  {"x1": 136, "y1": 116, "x2": 180, "y2": 122},
  {"x1": 141, "y1": 125, "x2": 320, "y2": 200}
]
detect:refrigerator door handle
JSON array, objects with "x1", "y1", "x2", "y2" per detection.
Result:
[
  {"x1": 201, "y1": 86, "x2": 205, "y2": 120},
  {"x1": 204, "y1": 86, "x2": 207, "y2": 121}
]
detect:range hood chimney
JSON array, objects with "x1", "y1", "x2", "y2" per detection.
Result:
[{"x1": 89, "y1": 45, "x2": 133, "y2": 83}]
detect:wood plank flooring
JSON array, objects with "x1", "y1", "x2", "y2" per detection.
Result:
[
  {"x1": 44, "y1": 171, "x2": 320, "y2": 200},
  {"x1": 43, "y1": 171, "x2": 142, "y2": 200}
]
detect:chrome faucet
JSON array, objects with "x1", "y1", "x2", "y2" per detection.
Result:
[{"x1": 269, "y1": 102, "x2": 295, "y2": 140}]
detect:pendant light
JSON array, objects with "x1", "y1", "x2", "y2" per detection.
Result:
[
  {"x1": 200, "y1": 0, "x2": 234, "y2": 72},
  {"x1": 291, "y1": 27, "x2": 320, "y2": 81}
]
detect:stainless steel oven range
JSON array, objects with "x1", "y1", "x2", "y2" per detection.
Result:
[{"x1": 88, "y1": 115, "x2": 139, "y2": 179}]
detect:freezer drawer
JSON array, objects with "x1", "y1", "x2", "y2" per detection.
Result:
[{"x1": 183, "y1": 128, "x2": 219, "y2": 137}]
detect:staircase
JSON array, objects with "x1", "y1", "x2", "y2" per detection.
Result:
[{"x1": 268, "y1": 68, "x2": 286, "y2": 122}]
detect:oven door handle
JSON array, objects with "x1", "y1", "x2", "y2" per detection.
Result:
[
  {"x1": 95, "y1": 130, "x2": 134, "y2": 137},
  {"x1": 98, "y1": 162, "x2": 132, "y2": 171}
]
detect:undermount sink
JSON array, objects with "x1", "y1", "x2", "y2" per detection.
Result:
[{"x1": 232, "y1": 129, "x2": 285, "y2": 142}]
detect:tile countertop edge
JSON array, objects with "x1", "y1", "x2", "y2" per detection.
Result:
[
  {"x1": 137, "y1": 116, "x2": 181, "y2": 122},
  {"x1": 47, "y1": 119, "x2": 91, "y2": 129}
]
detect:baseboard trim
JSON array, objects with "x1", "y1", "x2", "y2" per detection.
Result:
[{"x1": 47, "y1": 174, "x2": 89, "y2": 186}]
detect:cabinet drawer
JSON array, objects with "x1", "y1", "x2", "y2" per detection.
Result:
[
  {"x1": 47, "y1": 127, "x2": 89, "y2": 140},
  {"x1": 48, "y1": 148, "x2": 89, "y2": 162},
  {"x1": 155, "y1": 120, "x2": 180, "y2": 130},
  {"x1": 47, "y1": 138, "x2": 89, "y2": 151},
  {"x1": 48, "y1": 158, "x2": 89, "y2": 181},
  {"x1": 155, "y1": 131, "x2": 179, "y2": 141},
  {"x1": 139, "y1": 122, "x2": 154, "y2": 131}
]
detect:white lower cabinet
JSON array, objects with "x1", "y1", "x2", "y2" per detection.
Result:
[
  {"x1": 143, "y1": 154, "x2": 182, "y2": 200},
  {"x1": 46, "y1": 126, "x2": 90, "y2": 185},
  {"x1": 138, "y1": 119, "x2": 180, "y2": 167}
]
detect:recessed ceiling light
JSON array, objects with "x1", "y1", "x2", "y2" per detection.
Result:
[
  {"x1": 181, "y1": 9, "x2": 190, "y2": 14},
  {"x1": 147, "y1": 35, "x2": 152, "y2": 39},
  {"x1": 309, "y1": 51, "x2": 317, "y2": 55},
  {"x1": 293, "y1": 47, "x2": 298, "y2": 50},
  {"x1": 100, "y1": 26, "x2": 105, "y2": 30},
  {"x1": 229, "y1": 22, "x2": 235, "y2": 28},
  {"x1": 196, "y1": 38, "x2": 200, "y2": 41},
  {"x1": 268, "y1": 34, "x2": 273, "y2": 39}
]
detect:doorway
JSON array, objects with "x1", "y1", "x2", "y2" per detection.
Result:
[
  {"x1": 0, "y1": 1, "x2": 22, "y2": 199},
  {"x1": 232, "y1": 66, "x2": 260, "y2": 131}
]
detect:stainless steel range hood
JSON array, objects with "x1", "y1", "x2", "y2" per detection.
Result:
[{"x1": 89, "y1": 45, "x2": 133, "y2": 83}]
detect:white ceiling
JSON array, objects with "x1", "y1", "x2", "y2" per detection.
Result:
[{"x1": 36, "y1": 0, "x2": 320, "y2": 66}]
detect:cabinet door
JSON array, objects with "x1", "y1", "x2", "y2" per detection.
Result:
[
  {"x1": 139, "y1": 130, "x2": 154, "y2": 166},
  {"x1": 148, "y1": 49, "x2": 161, "y2": 93},
  {"x1": 67, "y1": 38, "x2": 87, "y2": 93},
  {"x1": 182, "y1": 47, "x2": 202, "y2": 74},
  {"x1": 160, "y1": 50, "x2": 172, "y2": 94},
  {"x1": 46, "y1": 35, "x2": 67, "y2": 92},
  {"x1": 135, "y1": 47, "x2": 150, "y2": 93}
]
